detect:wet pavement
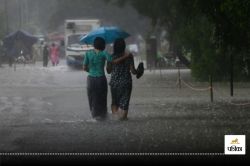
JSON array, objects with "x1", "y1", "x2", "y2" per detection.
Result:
[{"x1": 0, "y1": 60, "x2": 249, "y2": 164}]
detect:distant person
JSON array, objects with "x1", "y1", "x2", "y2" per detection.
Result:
[
  {"x1": 31, "y1": 44, "x2": 39, "y2": 64},
  {"x1": 8, "y1": 47, "x2": 17, "y2": 67},
  {"x1": 59, "y1": 40, "x2": 65, "y2": 58},
  {"x1": 43, "y1": 44, "x2": 49, "y2": 67},
  {"x1": 50, "y1": 43, "x2": 59, "y2": 66},
  {"x1": 83, "y1": 37, "x2": 130, "y2": 122},
  {"x1": 107, "y1": 38, "x2": 138, "y2": 121}
]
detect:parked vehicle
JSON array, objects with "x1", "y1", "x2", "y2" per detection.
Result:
[{"x1": 64, "y1": 19, "x2": 101, "y2": 68}]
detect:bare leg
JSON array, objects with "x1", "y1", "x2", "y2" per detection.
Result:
[
  {"x1": 111, "y1": 105, "x2": 118, "y2": 114},
  {"x1": 119, "y1": 109, "x2": 128, "y2": 121}
]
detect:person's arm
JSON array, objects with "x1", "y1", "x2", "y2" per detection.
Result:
[
  {"x1": 83, "y1": 65, "x2": 89, "y2": 72},
  {"x1": 83, "y1": 53, "x2": 89, "y2": 72},
  {"x1": 49, "y1": 48, "x2": 52, "y2": 59},
  {"x1": 106, "y1": 61, "x2": 112, "y2": 74},
  {"x1": 111, "y1": 52, "x2": 132, "y2": 64},
  {"x1": 130, "y1": 56, "x2": 137, "y2": 75}
]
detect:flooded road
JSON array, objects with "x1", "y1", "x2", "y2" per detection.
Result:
[{"x1": 0, "y1": 60, "x2": 249, "y2": 160}]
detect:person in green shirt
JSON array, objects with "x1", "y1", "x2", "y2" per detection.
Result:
[{"x1": 83, "y1": 37, "x2": 130, "y2": 122}]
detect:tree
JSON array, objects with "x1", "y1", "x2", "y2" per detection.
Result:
[
  {"x1": 0, "y1": 9, "x2": 6, "y2": 64},
  {"x1": 197, "y1": 0, "x2": 250, "y2": 80},
  {"x1": 108, "y1": 0, "x2": 250, "y2": 81}
]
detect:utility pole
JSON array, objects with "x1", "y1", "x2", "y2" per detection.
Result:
[
  {"x1": 18, "y1": 0, "x2": 22, "y2": 29},
  {"x1": 230, "y1": 52, "x2": 234, "y2": 96},
  {"x1": 22, "y1": 0, "x2": 29, "y2": 28},
  {"x1": 176, "y1": 57, "x2": 181, "y2": 89},
  {"x1": 4, "y1": 0, "x2": 9, "y2": 33}
]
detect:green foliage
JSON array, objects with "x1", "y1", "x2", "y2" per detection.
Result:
[
  {"x1": 109, "y1": 0, "x2": 250, "y2": 81},
  {"x1": 198, "y1": 0, "x2": 250, "y2": 80}
]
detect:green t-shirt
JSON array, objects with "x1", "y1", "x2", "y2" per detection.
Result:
[{"x1": 83, "y1": 50, "x2": 112, "y2": 77}]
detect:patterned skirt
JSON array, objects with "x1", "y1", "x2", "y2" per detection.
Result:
[{"x1": 110, "y1": 85, "x2": 132, "y2": 111}]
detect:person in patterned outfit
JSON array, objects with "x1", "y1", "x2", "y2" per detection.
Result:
[{"x1": 107, "y1": 38, "x2": 137, "y2": 120}]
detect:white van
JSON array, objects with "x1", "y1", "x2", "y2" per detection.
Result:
[{"x1": 64, "y1": 19, "x2": 101, "y2": 68}]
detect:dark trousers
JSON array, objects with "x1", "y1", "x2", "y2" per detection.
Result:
[
  {"x1": 87, "y1": 76, "x2": 108, "y2": 118},
  {"x1": 43, "y1": 56, "x2": 48, "y2": 67}
]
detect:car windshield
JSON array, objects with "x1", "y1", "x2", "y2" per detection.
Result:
[{"x1": 68, "y1": 34, "x2": 85, "y2": 46}]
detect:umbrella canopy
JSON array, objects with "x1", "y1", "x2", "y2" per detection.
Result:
[
  {"x1": 3, "y1": 30, "x2": 38, "y2": 57},
  {"x1": 3, "y1": 30, "x2": 38, "y2": 49},
  {"x1": 80, "y1": 26, "x2": 130, "y2": 44}
]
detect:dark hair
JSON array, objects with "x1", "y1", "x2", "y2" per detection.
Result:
[
  {"x1": 113, "y1": 38, "x2": 126, "y2": 55},
  {"x1": 94, "y1": 37, "x2": 106, "y2": 51}
]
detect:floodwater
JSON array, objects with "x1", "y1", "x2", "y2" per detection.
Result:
[{"x1": 0, "y1": 59, "x2": 249, "y2": 158}]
